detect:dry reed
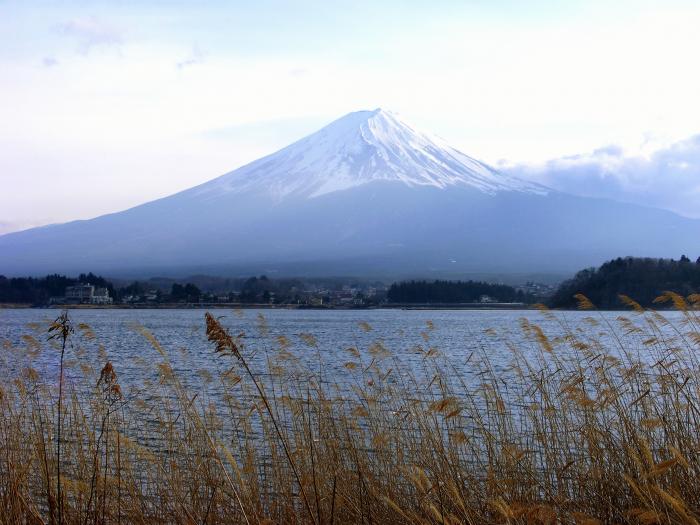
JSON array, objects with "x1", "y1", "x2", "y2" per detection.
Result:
[{"x1": 1, "y1": 296, "x2": 700, "y2": 524}]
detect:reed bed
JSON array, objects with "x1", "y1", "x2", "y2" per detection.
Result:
[{"x1": 1, "y1": 293, "x2": 700, "y2": 524}]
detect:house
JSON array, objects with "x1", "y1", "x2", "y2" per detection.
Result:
[
  {"x1": 64, "y1": 283, "x2": 113, "y2": 304},
  {"x1": 91, "y1": 287, "x2": 113, "y2": 304}
]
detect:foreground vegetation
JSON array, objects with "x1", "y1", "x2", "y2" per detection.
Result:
[{"x1": 1, "y1": 294, "x2": 700, "y2": 523}]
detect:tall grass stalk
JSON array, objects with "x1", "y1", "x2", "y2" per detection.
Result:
[{"x1": 48, "y1": 311, "x2": 73, "y2": 525}]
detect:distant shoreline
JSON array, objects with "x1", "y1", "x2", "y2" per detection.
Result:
[
  {"x1": 1, "y1": 303, "x2": 689, "y2": 312},
  {"x1": 1, "y1": 302, "x2": 534, "y2": 311}
]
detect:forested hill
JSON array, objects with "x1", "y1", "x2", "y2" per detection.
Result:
[
  {"x1": 387, "y1": 280, "x2": 532, "y2": 304},
  {"x1": 549, "y1": 256, "x2": 700, "y2": 308}
]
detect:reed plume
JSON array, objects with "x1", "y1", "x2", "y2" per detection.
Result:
[{"x1": 0, "y1": 297, "x2": 699, "y2": 523}]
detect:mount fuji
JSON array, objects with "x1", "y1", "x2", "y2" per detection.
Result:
[{"x1": 1, "y1": 109, "x2": 699, "y2": 278}]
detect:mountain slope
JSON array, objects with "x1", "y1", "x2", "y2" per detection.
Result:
[{"x1": 1, "y1": 109, "x2": 698, "y2": 278}]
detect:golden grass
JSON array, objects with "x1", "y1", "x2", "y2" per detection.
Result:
[{"x1": 1, "y1": 296, "x2": 700, "y2": 524}]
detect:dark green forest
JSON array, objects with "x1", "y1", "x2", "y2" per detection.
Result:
[
  {"x1": 386, "y1": 279, "x2": 532, "y2": 304},
  {"x1": 549, "y1": 255, "x2": 700, "y2": 308},
  {"x1": 0, "y1": 273, "x2": 380, "y2": 306},
  {"x1": 0, "y1": 273, "x2": 114, "y2": 304}
]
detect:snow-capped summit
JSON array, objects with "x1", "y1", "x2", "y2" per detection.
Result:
[{"x1": 196, "y1": 108, "x2": 547, "y2": 200}]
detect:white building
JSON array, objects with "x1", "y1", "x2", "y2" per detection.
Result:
[{"x1": 65, "y1": 283, "x2": 113, "y2": 304}]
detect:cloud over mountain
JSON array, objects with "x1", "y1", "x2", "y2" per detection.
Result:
[{"x1": 506, "y1": 134, "x2": 700, "y2": 219}]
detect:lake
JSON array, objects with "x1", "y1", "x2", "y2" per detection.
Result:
[{"x1": 0, "y1": 307, "x2": 680, "y2": 400}]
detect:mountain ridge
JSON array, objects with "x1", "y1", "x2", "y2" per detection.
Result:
[{"x1": 1, "y1": 109, "x2": 698, "y2": 278}]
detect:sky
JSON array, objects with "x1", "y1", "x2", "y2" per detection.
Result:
[{"x1": 2, "y1": 0, "x2": 700, "y2": 233}]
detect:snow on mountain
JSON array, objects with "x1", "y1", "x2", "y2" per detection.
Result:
[
  {"x1": 1, "y1": 108, "x2": 698, "y2": 278},
  {"x1": 194, "y1": 108, "x2": 548, "y2": 200}
]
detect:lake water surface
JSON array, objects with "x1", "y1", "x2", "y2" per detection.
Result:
[{"x1": 0, "y1": 307, "x2": 679, "y2": 396}]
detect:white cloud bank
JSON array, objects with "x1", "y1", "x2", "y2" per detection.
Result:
[{"x1": 505, "y1": 135, "x2": 700, "y2": 219}]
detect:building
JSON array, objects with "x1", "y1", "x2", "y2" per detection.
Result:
[
  {"x1": 91, "y1": 287, "x2": 112, "y2": 304},
  {"x1": 516, "y1": 281, "x2": 556, "y2": 298},
  {"x1": 64, "y1": 283, "x2": 113, "y2": 304}
]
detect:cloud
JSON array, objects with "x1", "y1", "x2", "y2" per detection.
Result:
[
  {"x1": 176, "y1": 45, "x2": 205, "y2": 69},
  {"x1": 505, "y1": 134, "x2": 700, "y2": 219},
  {"x1": 42, "y1": 56, "x2": 58, "y2": 68},
  {"x1": 56, "y1": 16, "x2": 123, "y2": 53},
  {"x1": 288, "y1": 67, "x2": 309, "y2": 77}
]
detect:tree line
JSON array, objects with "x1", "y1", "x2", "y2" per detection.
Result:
[
  {"x1": 0, "y1": 273, "x2": 382, "y2": 305},
  {"x1": 0, "y1": 273, "x2": 203, "y2": 304},
  {"x1": 0, "y1": 273, "x2": 114, "y2": 304},
  {"x1": 548, "y1": 255, "x2": 700, "y2": 308},
  {"x1": 386, "y1": 279, "x2": 533, "y2": 304}
]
